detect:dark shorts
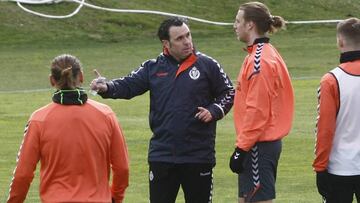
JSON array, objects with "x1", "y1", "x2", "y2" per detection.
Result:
[
  {"x1": 238, "y1": 140, "x2": 282, "y2": 202},
  {"x1": 322, "y1": 173, "x2": 360, "y2": 203},
  {"x1": 149, "y1": 162, "x2": 214, "y2": 203}
]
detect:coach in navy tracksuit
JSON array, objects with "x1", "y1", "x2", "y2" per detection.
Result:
[{"x1": 90, "y1": 17, "x2": 234, "y2": 203}]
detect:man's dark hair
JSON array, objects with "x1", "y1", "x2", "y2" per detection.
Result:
[{"x1": 157, "y1": 17, "x2": 188, "y2": 41}]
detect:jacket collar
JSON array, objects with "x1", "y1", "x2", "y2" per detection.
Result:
[
  {"x1": 175, "y1": 53, "x2": 197, "y2": 78},
  {"x1": 246, "y1": 37, "x2": 270, "y2": 53},
  {"x1": 340, "y1": 50, "x2": 360, "y2": 64},
  {"x1": 52, "y1": 88, "x2": 87, "y2": 105},
  {"x1": 253, "y1": 37, "x2": 270, "y2": 44},
  {"x1": 162, "y1": 47, "x2": 198, "y2": 78},
  {"x1": 163, "y1": 47, "x2": 196, "y2": 63}
]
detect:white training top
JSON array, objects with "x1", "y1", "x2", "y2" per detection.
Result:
[{"x1": 328, "y1": 67, "x2": 360, "y2": 176}]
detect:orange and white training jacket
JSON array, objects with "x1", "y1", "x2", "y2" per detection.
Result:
[
  {"x1": 234, "y1": 38, "x2": 294, "y2": 151},
  {"x1": 7, "y1": 99, "x2": 129, "y2": 203},
  {"x1": 313, "y1": 51, "x2": 360, "y2": 175}
]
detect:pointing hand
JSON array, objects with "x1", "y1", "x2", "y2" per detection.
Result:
[{"x1": 90, "y1": 69, "x2": 107, "y2": 94}]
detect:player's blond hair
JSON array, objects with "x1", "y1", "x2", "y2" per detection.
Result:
[
  {"x1": 239, "y1": 2, "x2": 286, "y2": 34},
  {"x1": 51, "y1": 54, "x2": 82, "y2": 89}
]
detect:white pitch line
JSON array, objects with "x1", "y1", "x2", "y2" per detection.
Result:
[{"x1": 0, "y1": 88, "x2": 52, "y2": 94}]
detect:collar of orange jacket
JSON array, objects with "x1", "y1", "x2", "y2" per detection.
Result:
[{"x1": 246, "y1": 37, "x2": 270, "y2": 53}]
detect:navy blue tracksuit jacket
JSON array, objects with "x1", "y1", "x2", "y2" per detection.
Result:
[{"x1": 100, "y1": 51, "x2": 234, "y2": 164}]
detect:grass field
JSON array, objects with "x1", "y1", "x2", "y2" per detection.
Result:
[
  {"x1": 0, "y1": 0, "x2": 358, "y2": 202},
  {"x1": 0, "y1": 32, "x2": 334, "y2": 203}
]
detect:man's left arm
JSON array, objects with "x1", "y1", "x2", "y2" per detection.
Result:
[{"x1": 206, "y1": 61, "x2": 235, "y2": 121}]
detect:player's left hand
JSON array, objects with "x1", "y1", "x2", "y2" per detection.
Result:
[
  {"x1": 229, "y1": 147, "x2": 248, "y2": 174},
  {"x1": 195, "y1": 107, "x2": 213, "y2": 123},
  {"x1": 316, "y1": 170, "x2": 330, "y2": 198}
]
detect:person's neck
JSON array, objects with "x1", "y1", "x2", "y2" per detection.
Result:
[
  {"x1": 172, "y1": 55, "x2": 182, "y2": 62},
  {"x1": 55, "y1": 83, "x2": 82, "y2": 90},
  {"x1": 171, "y1": 54, "x2": 191, "y2": 63},
  {"x1": 340, "y1": 46, "x2": 360, "y2": 53},
  {"x1": 247, "y1": 34, "x2": 267, "y2": 46}
]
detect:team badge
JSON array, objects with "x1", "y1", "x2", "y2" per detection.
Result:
[{"x1": 189, "y1": 67, "x2": 200, "y2": 80}]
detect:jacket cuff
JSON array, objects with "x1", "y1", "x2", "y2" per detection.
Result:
[
  {"x1": 98, "y1": 82, "x2": 113, "y2": 98},
  {"x1": 208, "y1": 103, "x2": 224, "y2": 121}
]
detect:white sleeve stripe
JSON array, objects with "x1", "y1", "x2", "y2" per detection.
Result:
[
  {"x1": 8, "y1": 122, "x2": 30, "y2": 201},
  {"x1": 214, "y1": 103, "x2": 225, "y2": 118}
]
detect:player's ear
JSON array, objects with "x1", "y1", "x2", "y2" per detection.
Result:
[
  {"x1": 78, "y1": 70, "x2": 84, "y2": 84},
  {"x1": 247, "y1": 20, "x2": 255, "y2": 31},
  {"x1": 162, "y1": 40, "x2": 170, "y2": 49},
  {"x1": 337, "y1": 34, "x2": 344, "y2": 50},
  {"x1": 49, "y1": 74, "x2": 56, "y2": 87}
]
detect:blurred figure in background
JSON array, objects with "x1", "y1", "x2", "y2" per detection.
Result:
[
  {"x1": 313, "y1": 17, "x2": 360, "y2": 203},
  {"x1": 229, "y1": 2, "x2": 294, "y2": 203},
  {"x1": 7, "y1": 54, "x2": 129, "y2": 203}
]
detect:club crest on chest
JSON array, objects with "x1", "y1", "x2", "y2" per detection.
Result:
[{"x1": 189, "y1": 66, "x2": 200, "y2": 80}]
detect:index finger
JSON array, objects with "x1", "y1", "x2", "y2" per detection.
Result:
[
  {"x1": 93, "y1": 69, "x2": 102, "y2": 78},
  {"x1": 197, "y1": 107, "x2": 206, "y2": 112}
]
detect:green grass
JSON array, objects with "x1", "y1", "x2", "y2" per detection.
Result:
[
  {"x1": 0, "y1": 24, "x2": 339, "y2": 92},
  {"x1": 0, "y1": 33, "x2": 333, "y2": 202},
  {"x1": 1, "y1": 0, "x2": 359, "y2": 202},
  {"x1": 0, "y1": 80, "x2": 320, "y2": 203},
  {"x1": 1, "y1": 0, "x2": 359, "y2": 45}
]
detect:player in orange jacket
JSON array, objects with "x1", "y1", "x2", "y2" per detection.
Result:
[
  {"x1": 229, "y1": 2, "x2": 294, "y2": 203},
  {"x1": 313, "y1": 18, "x2": 360, "y2": 203},
  {"x1": 7, "y1": 54, "x2": 129, "y2": 203}
]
